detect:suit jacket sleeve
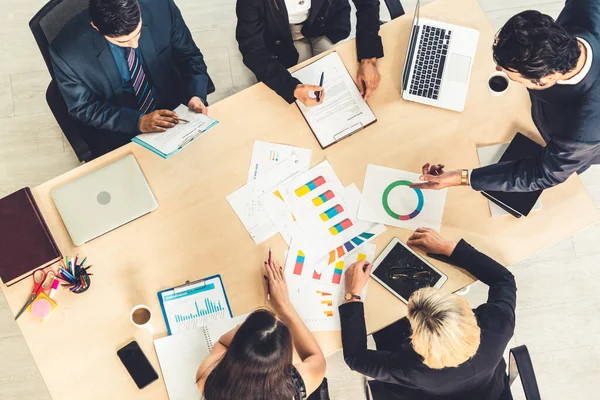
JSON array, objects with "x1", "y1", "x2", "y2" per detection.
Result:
[
  {"x1": 470, "y1": 137, "x2": 600, "y2": 192},
  {"x1": 449, "y1": 240, "x2": 516, "y2": 324},
  {"x1": 339, "y1": 302, "x2": 416, "y2": 386},
  {"x1": 50, "y1": 47, "x2": 143, "y2": 134},
  {"x1": 235, "y1": 0, "x2": 301, "y2": 103},
  {"x1": 168, "y1": 0, "x2": 209, "y2": 103},
  {"x1": 352, "y1": 0, "x2": 384, "y2": 60}
]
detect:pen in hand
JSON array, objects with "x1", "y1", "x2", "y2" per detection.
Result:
[
  {"x1": 316, "y1": 72, "x2": 325, "y2": 102},
  {"x1": 265, "y1": 247, "x2": 272, "y2": 301}
]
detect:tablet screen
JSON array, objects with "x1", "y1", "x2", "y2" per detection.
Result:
[{"x1": 372, "y1": 242, "x2": 445, "y2": 302}]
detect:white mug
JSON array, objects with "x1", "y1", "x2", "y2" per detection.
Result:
[
  {"x1": 488, "y1": 71, "x2": 510, "y2": 97},
  {"x1": 130, "y1": 304, "x2": 156, "y2": 334}
]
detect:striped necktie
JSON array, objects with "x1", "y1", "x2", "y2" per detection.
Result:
[{"x1": 126, "y1": 47, "x2": 156, "y2": 114}]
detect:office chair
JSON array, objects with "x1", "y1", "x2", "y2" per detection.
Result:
[
  {"x1": 29, "y1": 0, "x2": 215, "y2": 162},
  {"x1": 508, "y1": 345, "x2": 542, "y2": 400}
]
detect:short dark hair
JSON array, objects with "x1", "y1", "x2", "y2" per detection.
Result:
[
  {"x1": 89, "y1": 0, "x2": 141, "y2": 37},
  {"x1": 493, "y1": 10, "x2": 581, "y2": 81}
]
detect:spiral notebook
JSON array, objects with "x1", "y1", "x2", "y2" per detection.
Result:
[{"x1": 154, "y1": 314, "x2": 248, "y2": 400}]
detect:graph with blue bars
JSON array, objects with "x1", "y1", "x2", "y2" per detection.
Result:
[
  {"x1": 160, "y1": 276, "x2": 232, "y2": 335},
  {"x1": 174, "y1": 298, "x2": 225, "y2": 322}
]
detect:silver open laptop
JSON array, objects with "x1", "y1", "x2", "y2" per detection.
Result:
[
  {"x1": 51, "y1": 154, "x2": 158, "y2": 246},
  {"x1": 401, "y1": 0, "x2": 479, "y2": 112}
]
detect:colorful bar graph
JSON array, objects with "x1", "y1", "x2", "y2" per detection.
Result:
[
  {"x1": 332, "y1": 261, "x2": 344, "y2": 285},
  {"x1": 319, "y1": 204, "x2": 344, "y2": 221},
  {"x1": 329, "y1": 218, "x2": 353, "y2": 236},
  {"x1": 293, "y1": 251, "x2": 305, "y2": 275},
  {"x1": 312, "y1": 190, "x2": 335, "y2": 206},
  {"x1": 295, "y1": 176, "x2": 326, "y2": 197},
  {"x1": 316, "y1": 290, "x2": 332, "y2": 296},
  {"x1": 326, "y1": 231, "x2": 379, "y2": 265},
  {"x1": 324, "y1": 311, "x2": 334, "y2": 317},
  {"x1": 312, "y1": 270, "x2": 322, "y2": 279},
  {"x1": 321, "y1": 300, "x2": 333, "y2": 306}
]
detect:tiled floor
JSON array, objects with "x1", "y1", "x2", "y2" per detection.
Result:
[{"x1": 1, "y1": 0, "x2": 599, "y2": 399}]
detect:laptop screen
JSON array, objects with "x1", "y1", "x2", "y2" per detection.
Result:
[{"x1": 401, "y1": 0, "x2": 421, "y2": 91}]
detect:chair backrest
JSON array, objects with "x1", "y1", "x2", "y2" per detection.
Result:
[
  {"x1": 29, "y1": 0, "x2": 90, "y2": 78},
  {"x1": 509, "y1": 345, "x2": 542, "y2": 400},
  {"x1": 382, "y1": 0, "x2": 406, "y2": 20}
]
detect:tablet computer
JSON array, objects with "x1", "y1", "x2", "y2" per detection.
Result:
[{"x1": 371, "y1": 238, "x2": 447, "y2": 304}]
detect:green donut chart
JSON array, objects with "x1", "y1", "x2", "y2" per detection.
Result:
[{"x1": 382, "y1": 180, "x2": 424, "y2": 221}]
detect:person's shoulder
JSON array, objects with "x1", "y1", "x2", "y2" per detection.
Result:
[
  {"x1": 474, "y1": 304, "x2": 515, "y2": 335},
  {"x1": 51, "y1": 10, "x2": 94, "y2": 56}
]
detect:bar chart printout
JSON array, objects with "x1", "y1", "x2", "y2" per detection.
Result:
[{"x1": 159, "y1": 276, "x2": 232, "y2": 335}]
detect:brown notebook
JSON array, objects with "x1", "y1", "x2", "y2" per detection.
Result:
[{"x1": 0, "y1": 187, "x2": 62, "y2": 286}]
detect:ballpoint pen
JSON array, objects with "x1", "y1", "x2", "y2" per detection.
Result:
[
  {"x1": 316, "y1": 72, "x2": 325, "y2": 102},
  {"x1": 176, "y1": 117, "x2": 190, "y2": 124},
  {"x1": 266, "y1": 247, "x2": 272, "y2": 301}
]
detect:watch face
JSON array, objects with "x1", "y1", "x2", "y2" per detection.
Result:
[{"x1": 345, "y1": 293, "x2": 352, "y2": 300}]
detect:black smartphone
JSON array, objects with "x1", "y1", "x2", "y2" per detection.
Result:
[{"x1": 117, "y1": 341, "x2": 158, "y2": 389}]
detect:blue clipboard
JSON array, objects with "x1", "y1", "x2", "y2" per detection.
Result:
[{"x1": 157, "y1": 274, "x2": 233, "y2": 335}]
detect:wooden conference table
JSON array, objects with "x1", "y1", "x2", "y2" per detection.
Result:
[{"x1": 3, "y1": 0, "x2": 600, "y2": 398}]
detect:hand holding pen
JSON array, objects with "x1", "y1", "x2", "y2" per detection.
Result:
[{"x1": 263, "y1": 249, "x2": 292, "y2": 315}]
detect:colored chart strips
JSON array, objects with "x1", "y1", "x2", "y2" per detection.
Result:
[
  {"x1": 328, "y1": 232, "x2": 375, "y2": 264},
  {"x1": 332, "y1": 261, "x2": 344, "y2": 284},
  {"x1": 293, "y1": 251, "x2": 306, "y2": 275},
  {"x1": 312, "y1": 190, "x2": 335, "y2": 206},
  {"x1": 316, "y1": 290, "x2": 334, "y2": 318},
  {"x1": 295, "y1": 176, "x2": 326, "y2": 197},
  {"x1": 382, "y1": 180, "x2": 424, "y2": 220},
  {"x1": 329, "y1": 218, "x2": 353, "y2": 236},
  {"x1": 320, "y1": 204, "x2": 344, "y2": 221}
]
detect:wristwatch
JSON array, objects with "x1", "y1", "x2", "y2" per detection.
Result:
[
  {"x1": 344, "y1": 293, "x2": 361, "y2": 301},
  {"x1": 460, "y1": 169, "x2": 470, "y2": 186}
]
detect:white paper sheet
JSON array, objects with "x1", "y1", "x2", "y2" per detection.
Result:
[
  {"x1": 285, "y1": 243, "x2": 375, "y2": 332},
  {"x1": 154, "y1": 314, "x2": 248, "y2": 400},
  {"x1": 276, "y1": 161, "x2": 364, "y2": 257},
  {"x1": 135, "y1": 104, "x2": 217, "y2": 155},
  {"x1": 227, "y1": 155, "x2": 308, "y2": 244},
  {"x1": 247, "y1": 141, "x2": 312, "y2": 182},
  {"x1": 358, "y1": 165, "x2": 448, "y2": 231},
  {"x1": 291, "y1": 52, "x2": 376, "y2": 148},
  {"x1": 477, "y1": 144, "x2": 542, "y2": 217}
]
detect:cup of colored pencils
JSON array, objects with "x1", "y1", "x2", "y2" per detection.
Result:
[{"x1": 57, "y1": 255, "x2": 93, "y2": 294}]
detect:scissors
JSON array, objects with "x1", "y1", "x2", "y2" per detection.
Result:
[{"x1": 14, "y1": 268, "x2": 57, "y2": 320}]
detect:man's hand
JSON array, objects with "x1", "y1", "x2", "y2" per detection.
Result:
[
  {"x1": 188, "y1": 96, "x2": 208, "y2": 114},
  {"x1": 407, "y1": 228, "x2": 457, "y2": 257},
  {"x1": 410, "y1": 163, "x2": 462, "y2": 190},
  {"x1": 294, "y1": 84, "x2": 324, "y2": 107},
  {"x1": 344, "y1": 260, "x2": 373, "y2": 300},
  {"x1": 357, "y1": 58, "x2": 381, "y2": 101},
  {"x1": 139, "y1": 110, "x2": 179, "y2": 133}
]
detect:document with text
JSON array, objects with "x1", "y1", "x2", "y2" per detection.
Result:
[{"x1": 292, "y1": 52, "x2": 376, "y2": 148}]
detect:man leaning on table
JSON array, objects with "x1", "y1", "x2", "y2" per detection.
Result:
[
  {"x1": 413, "y1": 1, "x2": 600, "y2": 193},
  {"x1": 340, "y1": 228, "x2": 517, "y2": 400},
  {"x1": 50, "y1": 0, "x2": 210, "y2": 156}
]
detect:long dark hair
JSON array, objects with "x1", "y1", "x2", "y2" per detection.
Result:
[{"x1": 203, "y1": 309, "x2": 297, "y2": 400}]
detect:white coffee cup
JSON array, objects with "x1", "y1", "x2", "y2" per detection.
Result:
[
  {"x1": 488, "y1": 71, "x2": 510, "y2": 96},
  {"x1": 130, "y1": 304, "x2": 155, "y2": 334}
]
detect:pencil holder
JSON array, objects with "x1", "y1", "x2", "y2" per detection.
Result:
[{"x1": 57, "y1": 255, "x2": 93, "y2": 294}]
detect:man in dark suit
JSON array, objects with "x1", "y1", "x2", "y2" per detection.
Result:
[
  {"x1": 340, "y1": 228, "x2": 516, "y2": 400},
  {"x1": 50, "y1": 0, "x2": 210, "y2": 156},
  {"x1": 413, "y1": 0, "x2": 600, "y2": 193}
]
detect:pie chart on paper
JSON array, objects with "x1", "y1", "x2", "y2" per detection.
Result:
[{"x1": 358, "y1": 165, "x2": 447, "y2": 231}]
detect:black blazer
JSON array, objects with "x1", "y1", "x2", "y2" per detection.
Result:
[
  {"x1": 339, "y1": 240, "x2": 517, "y2": 400},
  {"x1": 236, "y1": 0, "x2": 383, "y2": 103},
  {"x1": 471, "y1": 0, "x2": 600, "y2": 192},
  {"x1": 50, "y1": 0, "x2": 209, "y2": 136}
]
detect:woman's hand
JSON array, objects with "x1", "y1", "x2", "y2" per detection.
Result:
[
  {"x1": 264, "y1": 258, "x2": 293, "y2": 317},
  {"x1": 294, "y1": 84, "x2": 325, "y2": 107},
  {"x1": 407, "y1": 228, "x2": 457, "y2": 256},
  {"x1": 344, "y1": 260, "x2": 373, "y2": 299}
]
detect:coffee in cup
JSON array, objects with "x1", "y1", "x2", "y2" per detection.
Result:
[
  {"x1": 130, "y1": 304, "x2": 155, "y2": 334},
  {"x1": 488, "y1": 72, "x2": 510, "y2": 96}
]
